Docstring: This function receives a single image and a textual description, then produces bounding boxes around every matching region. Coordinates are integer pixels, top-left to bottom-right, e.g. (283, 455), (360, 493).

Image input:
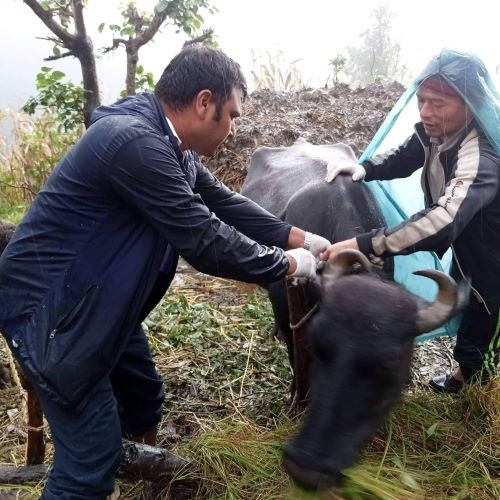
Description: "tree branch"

(23, 0), (76, 46)
(35, 35), (63, 45)
(183, 29), (214, 48)
(72, 0), (86, 36)
(134, 0), (184, 49)
(102, 38), (127, 54)
(44, 51), (76, 61)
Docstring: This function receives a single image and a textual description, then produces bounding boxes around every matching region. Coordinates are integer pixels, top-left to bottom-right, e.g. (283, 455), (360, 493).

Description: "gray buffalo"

(241, 139), (394, 368)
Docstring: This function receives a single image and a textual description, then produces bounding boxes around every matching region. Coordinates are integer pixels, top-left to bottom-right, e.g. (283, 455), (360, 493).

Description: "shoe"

(428, 373), (463, 394)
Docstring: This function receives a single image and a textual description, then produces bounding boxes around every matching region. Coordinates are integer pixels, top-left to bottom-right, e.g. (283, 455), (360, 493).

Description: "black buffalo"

(241, 141), (465, 490)
(282, 250), (465, 489)
(0, 220), (16, 388)
(0, 221), (15, 255)
(241, 139), (393, 367)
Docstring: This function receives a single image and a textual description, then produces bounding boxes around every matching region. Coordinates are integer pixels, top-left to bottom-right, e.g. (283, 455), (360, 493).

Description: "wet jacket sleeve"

(108, 135), (290, 283)
(191, 154), (292, 248)
(357, 136), (499, 258)
(362, 133), (425, 181)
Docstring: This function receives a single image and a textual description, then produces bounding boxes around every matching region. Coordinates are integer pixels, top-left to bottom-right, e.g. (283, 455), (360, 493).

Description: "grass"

(0, 273), (498, 498)
(0, 108), (498, 497)
(140, 276), (500, 499)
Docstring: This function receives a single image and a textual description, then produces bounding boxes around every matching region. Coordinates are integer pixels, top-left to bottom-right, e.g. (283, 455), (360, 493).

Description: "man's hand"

(303, 232), (331, 258)
(320, 238), (359, 261)
(288, 228), (331, 258)
(285, 248), (317, 279)
(325, 160), (366, 182)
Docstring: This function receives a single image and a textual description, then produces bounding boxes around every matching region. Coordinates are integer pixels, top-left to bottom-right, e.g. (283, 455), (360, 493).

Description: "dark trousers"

(454, 297), (500, 382)
(39, 325), (165, 499)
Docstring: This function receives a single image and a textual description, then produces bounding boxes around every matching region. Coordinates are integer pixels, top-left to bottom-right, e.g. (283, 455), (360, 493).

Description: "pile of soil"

(205, 81), (405, 191)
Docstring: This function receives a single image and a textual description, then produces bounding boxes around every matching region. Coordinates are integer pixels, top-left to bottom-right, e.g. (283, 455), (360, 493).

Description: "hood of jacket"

(414, 48), (500, 154)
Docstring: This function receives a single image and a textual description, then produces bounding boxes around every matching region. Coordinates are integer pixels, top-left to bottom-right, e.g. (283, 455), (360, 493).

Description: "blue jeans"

(38, 325), (164, 499)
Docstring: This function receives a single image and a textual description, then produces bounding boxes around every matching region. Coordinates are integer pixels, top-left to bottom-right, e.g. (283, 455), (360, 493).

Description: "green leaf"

(52, 46), (61, 57)
(98, 22), (105, 33)
(155, 0), (170, 14)
(120, 26), (135, 37)
(51, 71), (66, 81)
(400, 471), (419, 490)
(425, 422), (438, 437)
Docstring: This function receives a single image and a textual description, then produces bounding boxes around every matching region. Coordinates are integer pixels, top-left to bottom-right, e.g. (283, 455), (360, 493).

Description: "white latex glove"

(325, 160), (366, 182)
(285, 248), (317, 279)
(304, 232), (331, 258)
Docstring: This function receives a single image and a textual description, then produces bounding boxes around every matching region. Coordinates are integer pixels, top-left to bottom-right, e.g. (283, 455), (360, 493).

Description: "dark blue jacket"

(0, 93), (291, 411)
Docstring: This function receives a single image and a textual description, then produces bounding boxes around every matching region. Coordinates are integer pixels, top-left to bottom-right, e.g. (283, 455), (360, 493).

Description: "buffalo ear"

(322, 249), (372, 290)
(414, 270), (469, 334)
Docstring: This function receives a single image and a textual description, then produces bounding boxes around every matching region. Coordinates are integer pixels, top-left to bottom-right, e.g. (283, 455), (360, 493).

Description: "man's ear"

(194, 89), (213, 119)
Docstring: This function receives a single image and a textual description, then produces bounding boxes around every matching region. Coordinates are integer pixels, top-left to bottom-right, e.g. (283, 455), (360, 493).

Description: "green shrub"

(0, 110), (82, 211)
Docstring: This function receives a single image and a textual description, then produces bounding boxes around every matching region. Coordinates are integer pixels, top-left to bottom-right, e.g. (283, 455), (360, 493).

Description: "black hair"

(155, 44), (247, 120)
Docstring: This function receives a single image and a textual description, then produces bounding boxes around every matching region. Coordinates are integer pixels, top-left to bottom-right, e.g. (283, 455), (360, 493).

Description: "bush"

(0, 110), (82, 213)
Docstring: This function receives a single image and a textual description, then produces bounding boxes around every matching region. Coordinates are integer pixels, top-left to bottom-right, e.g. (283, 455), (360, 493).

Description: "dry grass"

(0, 274), (498, 499)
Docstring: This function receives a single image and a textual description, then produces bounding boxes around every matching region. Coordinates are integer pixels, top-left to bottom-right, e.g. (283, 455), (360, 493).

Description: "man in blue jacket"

(0, 45), (329, 498)
(323, 49), (500, 394)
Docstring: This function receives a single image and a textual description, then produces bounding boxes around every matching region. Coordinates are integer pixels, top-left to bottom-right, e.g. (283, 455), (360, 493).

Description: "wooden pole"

(17, 370), (45, 465)
(286, 277), (316, 412)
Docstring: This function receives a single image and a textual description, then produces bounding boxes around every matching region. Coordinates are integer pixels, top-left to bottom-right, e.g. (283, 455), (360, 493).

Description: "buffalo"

(282, 249), (466, 490)
(0, 220), (16, 387)
(241, 140), (466, 490)
(0, 220), (15, 255)
(241, 139), (394, 368)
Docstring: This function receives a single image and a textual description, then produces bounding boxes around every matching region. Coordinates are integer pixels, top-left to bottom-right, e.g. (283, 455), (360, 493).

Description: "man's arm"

(108, 136), (291, 284)
(192, 155), (292, 248)
(362, 132), (425, 181)
(193, 156), (330, 256)
(324, 136), (499, 260)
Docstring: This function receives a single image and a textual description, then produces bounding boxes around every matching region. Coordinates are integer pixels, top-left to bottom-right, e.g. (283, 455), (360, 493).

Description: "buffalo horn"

(414, 270), (463, 333)
(323, 249), (372, 284)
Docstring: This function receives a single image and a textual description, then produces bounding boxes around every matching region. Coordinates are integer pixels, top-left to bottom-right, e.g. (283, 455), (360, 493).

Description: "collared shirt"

(426, 125), (471, 203)
(165, 115), (182, 147)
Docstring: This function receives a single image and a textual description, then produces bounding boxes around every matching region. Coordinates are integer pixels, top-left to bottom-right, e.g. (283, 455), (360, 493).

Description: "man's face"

(417, 86), (469, 140)
(196, 86), (243, 156)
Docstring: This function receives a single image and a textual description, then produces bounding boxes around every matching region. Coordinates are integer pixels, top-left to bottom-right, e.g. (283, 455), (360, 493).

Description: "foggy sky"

(1, 0), (498, 112)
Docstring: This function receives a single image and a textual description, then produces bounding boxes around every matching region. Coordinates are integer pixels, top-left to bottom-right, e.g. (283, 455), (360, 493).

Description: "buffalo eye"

(355, 358), (384, 379)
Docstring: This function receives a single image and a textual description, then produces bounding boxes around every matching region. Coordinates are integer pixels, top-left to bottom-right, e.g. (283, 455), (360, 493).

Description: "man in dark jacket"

(323, 49), (500, 393)
(0, 45), (329, 498)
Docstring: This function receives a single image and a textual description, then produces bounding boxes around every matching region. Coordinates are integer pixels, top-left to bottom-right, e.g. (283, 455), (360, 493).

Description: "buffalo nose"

(282, 455), (341, 491)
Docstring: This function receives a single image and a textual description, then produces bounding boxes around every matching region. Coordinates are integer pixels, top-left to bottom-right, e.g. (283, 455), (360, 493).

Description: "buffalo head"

(283, 250), (467, 490)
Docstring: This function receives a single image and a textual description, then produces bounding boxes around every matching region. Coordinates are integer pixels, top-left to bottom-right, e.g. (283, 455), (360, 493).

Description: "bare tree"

(23, 0), (99, 127)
